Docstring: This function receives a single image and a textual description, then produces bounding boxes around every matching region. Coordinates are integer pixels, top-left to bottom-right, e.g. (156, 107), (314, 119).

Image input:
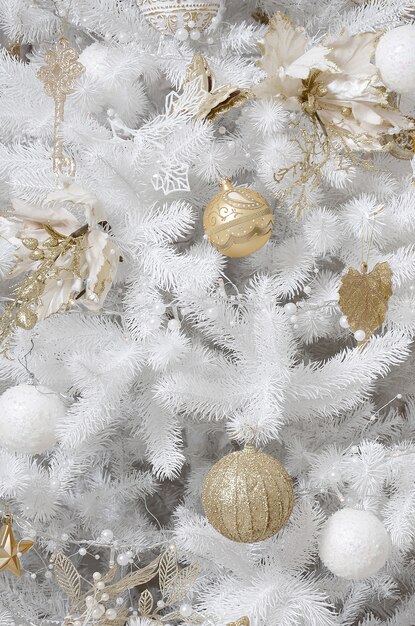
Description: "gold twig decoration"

(274, 117), (373, 218)
(38, 34), (84, 176)
(338, 261), (393, 342)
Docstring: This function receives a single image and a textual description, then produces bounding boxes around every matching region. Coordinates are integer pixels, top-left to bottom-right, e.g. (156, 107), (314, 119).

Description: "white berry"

(339, 315), (349, 329)
(354, 329), (366, 342)
(116, 553), (129, 566)
(179, 603), (192, 618)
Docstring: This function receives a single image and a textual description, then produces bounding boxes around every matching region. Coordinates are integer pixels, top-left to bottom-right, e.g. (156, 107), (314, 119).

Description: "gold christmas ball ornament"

(203, 178), (274, 258)
(202, 444), (294, 543)
(137, 0), (220, 37)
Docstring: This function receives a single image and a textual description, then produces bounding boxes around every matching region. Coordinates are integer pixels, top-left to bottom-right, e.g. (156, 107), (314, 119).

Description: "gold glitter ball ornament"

(137, 0), (220, 36)
(203, 178), (274, 258)
(202, 444), (294, 543)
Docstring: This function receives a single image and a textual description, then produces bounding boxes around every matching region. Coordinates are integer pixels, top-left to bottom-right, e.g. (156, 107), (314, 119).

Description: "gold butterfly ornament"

(184, 53), (253, 121)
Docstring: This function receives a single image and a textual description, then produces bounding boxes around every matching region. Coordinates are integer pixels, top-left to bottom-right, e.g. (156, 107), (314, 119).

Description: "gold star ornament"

(0, 514), (33, 576)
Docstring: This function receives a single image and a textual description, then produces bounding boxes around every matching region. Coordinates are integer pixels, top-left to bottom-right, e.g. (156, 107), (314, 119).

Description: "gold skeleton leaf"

(139, 589), (154, 615)
(338, 262), (393, 340)
(99, 563), (119, 585)
(103, 555), (161, 597)
(54, 552), (81, 600)
(164, 562), (201, 605)
(159, 547), (179, 598)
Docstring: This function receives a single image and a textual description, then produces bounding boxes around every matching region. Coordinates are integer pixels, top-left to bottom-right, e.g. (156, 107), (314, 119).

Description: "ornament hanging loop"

(1, 513), (12, 525)
(219, 177), (233, 191)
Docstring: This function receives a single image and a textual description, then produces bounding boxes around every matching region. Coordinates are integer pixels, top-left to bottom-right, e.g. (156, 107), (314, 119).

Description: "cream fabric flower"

(1, 183), (119, 322)
(255, 13), (411, 149)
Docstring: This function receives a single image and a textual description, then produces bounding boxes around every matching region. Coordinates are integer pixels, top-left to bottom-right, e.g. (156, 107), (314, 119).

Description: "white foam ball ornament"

(375, 25), (415, 95)
(79, 43), (110, 82)
(0, 384), (65, 454)
(319, 508), (391, 580)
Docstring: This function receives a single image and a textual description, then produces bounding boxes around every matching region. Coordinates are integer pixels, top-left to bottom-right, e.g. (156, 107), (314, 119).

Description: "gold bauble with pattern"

(203, 178), (274, 258)
(202, 444), (294, 543)
(137, 0), (220, 36)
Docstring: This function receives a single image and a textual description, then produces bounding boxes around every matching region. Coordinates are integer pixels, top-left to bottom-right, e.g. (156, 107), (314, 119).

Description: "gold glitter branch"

(274, 118), (373, 218)
(38, 34), (84, 176)
(0, 224), (89, 348)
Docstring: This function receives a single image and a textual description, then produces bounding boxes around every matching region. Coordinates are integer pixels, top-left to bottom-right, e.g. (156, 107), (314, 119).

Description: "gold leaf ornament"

(164, 561), (201, 604)
(159, 545), (179, 598)
(338, 262), (393, 340)
(184, 53), (252, 121)
(54, 552), (81, 599)
(139, 588), (154, 615)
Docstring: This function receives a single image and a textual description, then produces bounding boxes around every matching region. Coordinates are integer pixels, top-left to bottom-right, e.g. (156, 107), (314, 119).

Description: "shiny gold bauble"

(202, 444), (294, 543)
(137, 0), (220, 36)
(203, 178), (274, 258)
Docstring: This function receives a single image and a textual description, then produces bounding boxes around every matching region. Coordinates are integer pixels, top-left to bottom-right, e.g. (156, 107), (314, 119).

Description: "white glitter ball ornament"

(137, 0), (220, 36)
(319, 508), (391, 580)
(0, 384), (65, 454)
(375, 25), (415, 95)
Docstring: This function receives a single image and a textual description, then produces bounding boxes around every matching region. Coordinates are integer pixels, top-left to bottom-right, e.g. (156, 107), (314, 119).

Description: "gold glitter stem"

(53, 97), (76, 177)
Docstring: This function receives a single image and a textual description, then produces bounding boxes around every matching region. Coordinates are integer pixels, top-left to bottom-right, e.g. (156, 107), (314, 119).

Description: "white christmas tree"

(1, 1), (415, 625)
